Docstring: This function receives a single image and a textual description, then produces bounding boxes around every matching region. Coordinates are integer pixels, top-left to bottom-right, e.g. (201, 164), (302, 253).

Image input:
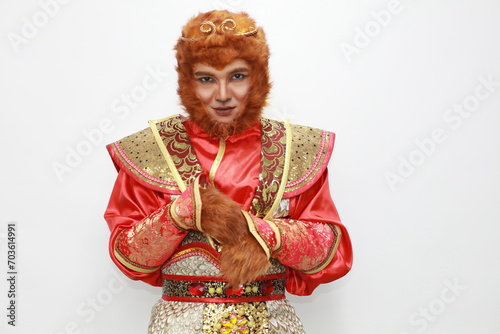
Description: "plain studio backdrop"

(1, 0), (499, 333)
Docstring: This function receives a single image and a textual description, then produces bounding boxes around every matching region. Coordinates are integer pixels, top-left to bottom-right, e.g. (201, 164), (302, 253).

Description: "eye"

(231, 73), (247, 81)
(197, 77), (213, 83)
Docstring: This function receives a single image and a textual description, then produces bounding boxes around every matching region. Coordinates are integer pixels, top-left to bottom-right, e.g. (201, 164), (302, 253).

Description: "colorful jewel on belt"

(217, 312), (252, 334)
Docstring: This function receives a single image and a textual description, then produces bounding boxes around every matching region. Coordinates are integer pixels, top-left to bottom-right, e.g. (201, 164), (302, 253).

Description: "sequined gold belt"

(161, 273), (286, 303)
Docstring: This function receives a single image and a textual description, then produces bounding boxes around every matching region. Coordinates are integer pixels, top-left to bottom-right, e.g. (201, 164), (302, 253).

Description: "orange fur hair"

(199, 186), (271, 286)
(175, 10), (272, 137)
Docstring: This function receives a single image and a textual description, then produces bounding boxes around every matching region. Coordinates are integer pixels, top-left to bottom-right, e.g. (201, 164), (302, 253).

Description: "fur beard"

(187, 104), (261, 138)
(194, 116), (244, 139)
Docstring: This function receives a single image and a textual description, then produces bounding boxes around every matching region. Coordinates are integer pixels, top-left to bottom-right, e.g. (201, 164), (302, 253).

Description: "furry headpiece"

(175, 10), (271, 137)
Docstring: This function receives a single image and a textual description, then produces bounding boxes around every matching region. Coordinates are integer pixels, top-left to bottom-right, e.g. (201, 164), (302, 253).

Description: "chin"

(190, 108), (258, 138)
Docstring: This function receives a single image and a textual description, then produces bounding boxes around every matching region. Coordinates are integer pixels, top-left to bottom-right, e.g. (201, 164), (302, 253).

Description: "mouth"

(212, 106), (236, 116)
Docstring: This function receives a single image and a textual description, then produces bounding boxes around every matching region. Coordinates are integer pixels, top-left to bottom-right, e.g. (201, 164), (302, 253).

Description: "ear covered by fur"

(199, 186), (271, 286)
(175, 10), (272, 137)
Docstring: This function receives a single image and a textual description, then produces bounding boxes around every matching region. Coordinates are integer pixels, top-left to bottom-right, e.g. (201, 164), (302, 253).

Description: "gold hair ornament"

(179, 18), (258, 42)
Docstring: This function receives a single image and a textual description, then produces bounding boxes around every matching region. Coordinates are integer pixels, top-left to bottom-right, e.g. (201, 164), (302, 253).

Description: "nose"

(215, 81), (231, 103)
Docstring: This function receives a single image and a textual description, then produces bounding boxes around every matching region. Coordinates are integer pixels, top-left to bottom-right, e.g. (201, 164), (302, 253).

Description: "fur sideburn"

(199, 186), (271, 286)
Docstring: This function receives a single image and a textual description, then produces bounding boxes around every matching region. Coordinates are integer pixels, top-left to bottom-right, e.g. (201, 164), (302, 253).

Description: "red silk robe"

(104, 115), (352, 296)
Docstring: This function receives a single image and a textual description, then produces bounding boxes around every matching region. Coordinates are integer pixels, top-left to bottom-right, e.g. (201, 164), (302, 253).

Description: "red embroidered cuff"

(267, 219), (342, 274)
(114, 203), (187, 273)
(170, 176), (203, 231)
(244, 212), (281, 259)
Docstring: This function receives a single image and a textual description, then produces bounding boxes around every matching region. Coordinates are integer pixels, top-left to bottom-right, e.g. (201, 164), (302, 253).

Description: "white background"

(1, 0), (500, 333)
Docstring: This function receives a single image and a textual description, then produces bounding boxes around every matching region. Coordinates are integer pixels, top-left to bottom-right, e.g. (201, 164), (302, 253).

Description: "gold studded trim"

(107, 114), (206, 194)
(107, 128), (181, 193)
(284, 124), (335, 197)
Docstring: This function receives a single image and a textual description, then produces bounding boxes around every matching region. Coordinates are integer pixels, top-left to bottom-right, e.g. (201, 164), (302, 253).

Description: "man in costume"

(104, 10), (352, 333)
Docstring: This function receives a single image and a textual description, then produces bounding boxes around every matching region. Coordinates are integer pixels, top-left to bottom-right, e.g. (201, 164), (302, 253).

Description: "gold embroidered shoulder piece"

(250, 118), (334, 217)
(283, 123), (335, 197)
(107, 115), (334, 197)
(107, 115), (192, 193)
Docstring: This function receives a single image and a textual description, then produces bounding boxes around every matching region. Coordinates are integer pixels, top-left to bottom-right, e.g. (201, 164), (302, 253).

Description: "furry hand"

(220, 235), (271, 287)
(199, 186), (248, 244)
(199, 186), (271, 286)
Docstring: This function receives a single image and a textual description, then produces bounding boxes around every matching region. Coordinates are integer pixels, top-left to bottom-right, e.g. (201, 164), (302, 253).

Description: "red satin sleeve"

(285, 169), (353, 296)
(104, 170), (181, 287)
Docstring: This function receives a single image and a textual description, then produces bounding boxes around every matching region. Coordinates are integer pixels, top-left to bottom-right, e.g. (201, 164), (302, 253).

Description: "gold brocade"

(112, 117), (333, 334)
(112, 115), (332, 202)
(115, 205), (179, 272)
(250, 118), (288, 218)
(148, 299), (305, 334)
(150, 232), (305, 334)
(202, 302), (269, 334)
(162, 277), (285, 299)
(110, 129), (180, 191)
(285, 124), (332, 194)
(151, 115), (204, 191)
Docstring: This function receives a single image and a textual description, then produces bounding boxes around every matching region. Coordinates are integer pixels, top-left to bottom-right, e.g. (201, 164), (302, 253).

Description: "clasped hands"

(170, 175), (271, 287)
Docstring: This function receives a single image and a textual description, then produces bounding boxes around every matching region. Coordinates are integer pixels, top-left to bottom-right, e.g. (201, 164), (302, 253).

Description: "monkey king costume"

(104, 10), (352, 334)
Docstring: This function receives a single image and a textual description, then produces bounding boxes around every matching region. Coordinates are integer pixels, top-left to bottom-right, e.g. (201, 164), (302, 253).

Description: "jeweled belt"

(162, 273), (286, 303)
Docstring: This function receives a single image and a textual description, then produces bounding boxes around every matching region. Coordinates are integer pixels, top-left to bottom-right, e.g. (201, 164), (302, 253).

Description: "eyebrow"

(194, 67), (250, 77)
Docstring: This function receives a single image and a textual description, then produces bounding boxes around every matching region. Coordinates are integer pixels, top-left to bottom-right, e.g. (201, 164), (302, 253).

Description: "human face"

(193, 59), (251, 124)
